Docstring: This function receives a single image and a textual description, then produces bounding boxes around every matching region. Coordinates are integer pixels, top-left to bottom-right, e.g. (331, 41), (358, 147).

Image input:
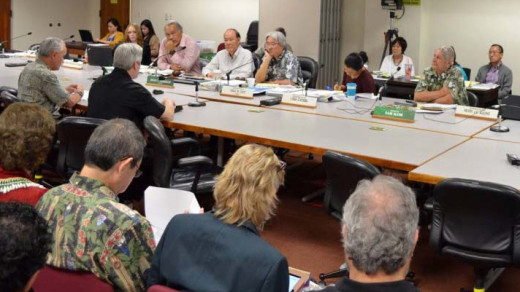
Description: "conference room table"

(408, 138), (520, 190)
(474, 120), (520, 144)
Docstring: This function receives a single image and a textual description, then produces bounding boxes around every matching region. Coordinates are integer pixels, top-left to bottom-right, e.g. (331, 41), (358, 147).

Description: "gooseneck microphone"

(63, 35), (74, 41)
(225, 59), (255, 84)
(380, 66), (401, 102)
(389, 66), (401, 81)
(188, 81), (206, 107)
(0, 31), (33, 45)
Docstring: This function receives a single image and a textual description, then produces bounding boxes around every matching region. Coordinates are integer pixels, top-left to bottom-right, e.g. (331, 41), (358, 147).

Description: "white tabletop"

(409, 138), (520, 190)
(270, 97), (496, 137)
(167, 101), (468, 171)
(474, 119), (520, 143)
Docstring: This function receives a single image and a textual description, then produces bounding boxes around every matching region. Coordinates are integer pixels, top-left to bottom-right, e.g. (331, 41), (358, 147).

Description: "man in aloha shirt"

(37, 119), (155, 292)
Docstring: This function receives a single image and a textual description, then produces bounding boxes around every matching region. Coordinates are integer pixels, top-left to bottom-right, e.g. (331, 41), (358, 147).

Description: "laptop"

(87, 45), (113, 67)
(79, 30), (95, 43)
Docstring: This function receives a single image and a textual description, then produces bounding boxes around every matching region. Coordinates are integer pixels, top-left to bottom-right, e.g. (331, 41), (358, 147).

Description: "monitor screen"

(289, 274), (301, 292)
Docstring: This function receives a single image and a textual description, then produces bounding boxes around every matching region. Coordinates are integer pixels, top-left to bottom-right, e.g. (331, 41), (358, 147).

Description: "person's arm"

(498, 68), (513, 99)
(42, 73), (78, 108)
(202, 53), (220, 77)
(157, 39), (171, 70)
(160, 99), (175, 121)
(474, 66), (486, 83)
(231, 51), (254, 79)
(108, 32), (124, 47)
(255, 52), (272, 83)
(104, 222), (156, 292)
(414, 86), (453, 103)
(171, 37), (200, 72)
(259, 256), (289, 292)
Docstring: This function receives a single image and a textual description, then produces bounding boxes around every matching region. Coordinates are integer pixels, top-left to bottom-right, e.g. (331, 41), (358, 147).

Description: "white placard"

(281, 93), (317, 108)
(144, 186), (200, 242)
(220, 85), (254, 99)
(455, 105), (498, 121)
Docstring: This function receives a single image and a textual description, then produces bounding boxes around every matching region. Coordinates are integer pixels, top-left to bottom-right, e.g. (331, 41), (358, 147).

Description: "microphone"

(0, 32), (33, 45)
(188, 81), (206, 107)
(225, 60), (255, 84)
(389, 66), (401, 81)
(63, 35), (74, 41)
(101, 66), (108, 76)
(380, 67), (401, 102)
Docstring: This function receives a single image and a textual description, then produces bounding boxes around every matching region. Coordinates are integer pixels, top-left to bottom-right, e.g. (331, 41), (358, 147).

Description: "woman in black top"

(140, 19), (160, 65)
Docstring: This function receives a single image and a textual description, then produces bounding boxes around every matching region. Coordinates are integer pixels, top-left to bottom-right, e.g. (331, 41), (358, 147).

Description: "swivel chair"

(430, 178), (520, 292)
(297, 56), (319, 89)
(467, 91), (479, 107)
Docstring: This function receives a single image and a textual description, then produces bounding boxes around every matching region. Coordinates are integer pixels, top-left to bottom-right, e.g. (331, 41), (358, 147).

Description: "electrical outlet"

(164, 13), (168, 21)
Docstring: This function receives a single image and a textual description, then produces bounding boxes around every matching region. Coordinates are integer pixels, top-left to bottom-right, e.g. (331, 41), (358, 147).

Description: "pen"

(326, 86), (333, 91)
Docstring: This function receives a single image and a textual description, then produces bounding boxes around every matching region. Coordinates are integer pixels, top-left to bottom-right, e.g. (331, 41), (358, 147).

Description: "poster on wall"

(403, 0), (420, 5)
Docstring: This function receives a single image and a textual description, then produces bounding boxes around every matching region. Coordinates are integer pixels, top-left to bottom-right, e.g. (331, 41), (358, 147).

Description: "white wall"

(347, 0), (520, 94)
(259, 0), (321, 60)
(131, 0), (259, 51)
(12, 0), (100, 50)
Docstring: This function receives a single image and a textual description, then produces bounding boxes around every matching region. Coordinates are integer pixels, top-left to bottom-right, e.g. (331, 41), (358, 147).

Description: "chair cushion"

(442, 245), (512, 268)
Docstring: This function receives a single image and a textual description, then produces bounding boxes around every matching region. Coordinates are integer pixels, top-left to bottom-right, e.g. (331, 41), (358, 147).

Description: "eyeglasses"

(279, 160), (287, 171)
(134, 169), (143, 179)
(489, 51), (501, 55)
(265, 42), (279, 48)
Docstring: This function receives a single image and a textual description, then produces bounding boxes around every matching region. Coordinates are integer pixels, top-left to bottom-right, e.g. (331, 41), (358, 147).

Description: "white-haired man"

(414, 46), (468, 105)
(319, 175), (420, 292)
(255, 31), (302, 85)
(18, 37), (83, 117)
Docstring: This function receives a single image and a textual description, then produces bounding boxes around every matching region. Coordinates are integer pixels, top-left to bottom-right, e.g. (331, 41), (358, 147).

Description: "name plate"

(281, 94), (317, 108)
(220, 86), (254, 99)
(455, 106), (498, 121)
(62, 61), (84, 70)
(372, 105), (415, 123)
(146, 75), (175, 88)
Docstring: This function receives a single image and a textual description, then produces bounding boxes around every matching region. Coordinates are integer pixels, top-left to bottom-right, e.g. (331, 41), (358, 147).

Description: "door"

(0, 0), (11, 51)
(99, 0), (129, 38)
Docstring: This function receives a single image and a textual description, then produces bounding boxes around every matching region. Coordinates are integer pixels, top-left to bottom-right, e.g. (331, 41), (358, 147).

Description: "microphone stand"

(188, 81), (206, 107)
(224, 60), (254, 86)
(490, 104), (510, 132)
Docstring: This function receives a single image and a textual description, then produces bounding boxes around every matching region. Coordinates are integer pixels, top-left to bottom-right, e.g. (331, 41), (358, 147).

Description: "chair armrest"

(177, 155), (213, 168)
(170, 137), (199, 148)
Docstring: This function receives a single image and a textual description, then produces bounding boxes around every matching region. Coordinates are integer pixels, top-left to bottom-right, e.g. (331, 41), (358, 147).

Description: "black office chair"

(199, 58), (210, 70)
(319, 151), (380, 281)
(241, 20), (258, 52)
(463, 67), (471, 80)
(467, 91), (479, 107)
(297, 56), (319, 89)
(0, 91), (21, 113)
(252, 53), (261, 76)
(143, 116), (218, 195)
(56, 117), (106, 178)
(28, 43), (40, 51)
(0, 86), (18, 96)
(430, 178), (520, 292)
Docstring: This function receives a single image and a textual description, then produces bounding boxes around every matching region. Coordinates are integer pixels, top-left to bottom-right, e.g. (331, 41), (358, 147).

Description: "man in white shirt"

(203, 29), (254, 79)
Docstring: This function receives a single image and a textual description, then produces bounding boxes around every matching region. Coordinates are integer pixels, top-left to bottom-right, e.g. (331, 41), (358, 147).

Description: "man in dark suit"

(146, 144), (288, 292)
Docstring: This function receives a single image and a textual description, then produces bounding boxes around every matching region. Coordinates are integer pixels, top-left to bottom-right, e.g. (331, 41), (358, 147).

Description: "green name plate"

(372, 105), (415, 123)
(146, 75), (175, 88)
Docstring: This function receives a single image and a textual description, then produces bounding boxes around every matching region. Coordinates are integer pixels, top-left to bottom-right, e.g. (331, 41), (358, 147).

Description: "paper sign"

(372, 105), (415, 123)
(220, 86), (254, 99)
(455, 106), (498, 121)
(146, 75), (175, 88)
(281, 93), (317, 108)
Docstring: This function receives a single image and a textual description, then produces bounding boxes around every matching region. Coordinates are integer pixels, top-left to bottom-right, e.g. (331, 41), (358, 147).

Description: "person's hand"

(65, 84), (78, 93)
(183, 207), (204, 214)
(76, 85), (84, 93)
(162, 98), (175, 107)
(206, 72), (214, 78)
(440, 86), (450, 95)
(171, 64), (184, 72)
(165, 40), (176, 53)
(334, 83), (345, 91)
(94, 38), (100, 42)
(263, 51), (273, 63)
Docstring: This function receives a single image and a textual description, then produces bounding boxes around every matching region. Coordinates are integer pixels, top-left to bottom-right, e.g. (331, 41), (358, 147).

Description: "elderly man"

(319, 175), (419, 292)
(157, 21), (201, 75)
(18, 37), (83, 117)
(255, 31), (302, 85)
(37, 119), (156, 292)
(202, 28), (253, 79)
(88, 43), (174, 129)
(414, 46), (468, 105)
(0, 202), (51, 292)
(475, 44), (513, 100)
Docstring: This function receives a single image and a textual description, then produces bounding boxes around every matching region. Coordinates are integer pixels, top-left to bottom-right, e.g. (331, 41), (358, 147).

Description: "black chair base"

(459, 267), (505, 292)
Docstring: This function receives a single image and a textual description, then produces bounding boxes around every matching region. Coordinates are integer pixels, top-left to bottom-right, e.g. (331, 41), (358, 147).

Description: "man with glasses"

(255, 31), (302, 85)
(475, 44), (512, 100)
(18, 37), (83, 118)
(37, 118), (155, 292)
(88, 43), (175, 130)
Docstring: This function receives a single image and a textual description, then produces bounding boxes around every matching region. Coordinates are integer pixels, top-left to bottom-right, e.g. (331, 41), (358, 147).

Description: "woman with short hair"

(0, 103), (55, 205)
(147, 144), (289, 292)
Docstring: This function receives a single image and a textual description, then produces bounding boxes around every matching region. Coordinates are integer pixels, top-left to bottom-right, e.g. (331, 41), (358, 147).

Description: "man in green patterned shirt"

(414, 46), (469, 105)
(18, 37), (83, 117)
(37, 119), (155, 292)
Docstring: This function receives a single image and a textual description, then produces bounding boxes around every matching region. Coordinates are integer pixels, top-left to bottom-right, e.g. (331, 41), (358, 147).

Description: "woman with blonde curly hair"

(124, 23), (143, 47)
(147, 144), (289, 292)
(0, 103), (55, 205)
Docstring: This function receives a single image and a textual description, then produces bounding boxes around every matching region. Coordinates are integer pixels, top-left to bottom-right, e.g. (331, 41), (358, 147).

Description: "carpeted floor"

(260, 153), (520, 292)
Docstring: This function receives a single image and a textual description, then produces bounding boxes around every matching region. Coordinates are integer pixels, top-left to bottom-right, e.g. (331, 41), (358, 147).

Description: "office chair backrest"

(430, 178), (520, 264)
(298, 56), (319, 89)
(1, 90), (21, 108)
(32, 266), (114, 292)
(0, 85), (18, 96)
(246, 20), (259, 51)
(252, 53), (261, 76)
(56, 117), (105, 178)
(322, 151), (381, 220)
(466, 91), (479, 107)
(143, 116), (174, 188)
(463, 67), (471, 80)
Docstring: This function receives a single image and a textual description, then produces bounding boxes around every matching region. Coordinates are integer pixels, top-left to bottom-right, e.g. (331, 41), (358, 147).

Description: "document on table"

(144, 186), (200, 242)
(468, 83), (499, 90)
